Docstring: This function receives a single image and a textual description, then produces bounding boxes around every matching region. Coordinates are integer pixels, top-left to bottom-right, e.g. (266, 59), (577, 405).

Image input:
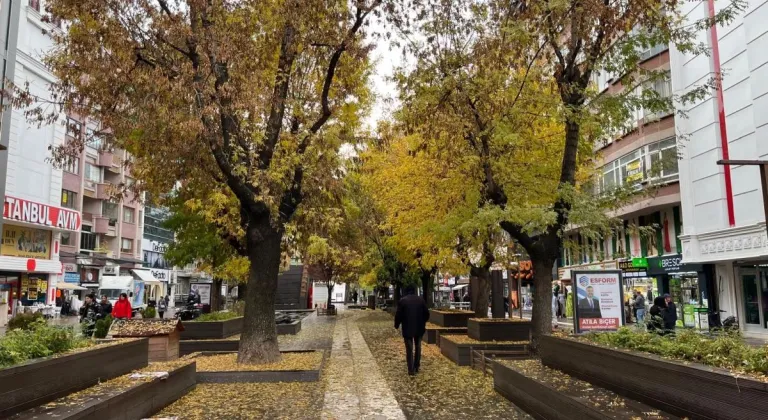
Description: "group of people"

(627, 289), (678, 333)
(648, 294), (678, 334)
(79, 293), (133, 337)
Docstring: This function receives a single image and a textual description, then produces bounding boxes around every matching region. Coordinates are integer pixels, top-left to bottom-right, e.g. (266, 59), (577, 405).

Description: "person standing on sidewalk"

(158, 296), (167, 319)
(394, 285), (429, 376)
(634, 291), (646, 323)
(112, 293), (132, 319)
(664, 293), (677, 332)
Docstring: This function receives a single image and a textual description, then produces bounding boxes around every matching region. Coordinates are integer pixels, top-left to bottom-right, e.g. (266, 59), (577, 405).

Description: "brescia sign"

(3, 196), (82, 231)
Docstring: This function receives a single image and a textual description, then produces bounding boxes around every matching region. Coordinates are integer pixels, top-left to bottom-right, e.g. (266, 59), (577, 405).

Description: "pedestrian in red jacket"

(113, 293), (132, 319)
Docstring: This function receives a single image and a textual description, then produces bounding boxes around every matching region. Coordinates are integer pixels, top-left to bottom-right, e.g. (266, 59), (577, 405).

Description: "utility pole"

(0, 0), (22, 234)
(717, 160), (768, 236)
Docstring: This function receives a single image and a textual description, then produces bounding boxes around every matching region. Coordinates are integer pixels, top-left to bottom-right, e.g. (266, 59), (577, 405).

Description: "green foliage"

(195, 311), (241, 322)
(93, 315), (114, 339)
(7, 312), (45, 331)
(583, 327), (768, 375)
(141, 307), (157, 319)
(0, 319), (88, 368)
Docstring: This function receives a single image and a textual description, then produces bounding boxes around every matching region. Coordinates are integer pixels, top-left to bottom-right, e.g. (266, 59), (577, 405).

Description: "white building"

(671, 0), (768, 337)
(0, 2), (81, 318)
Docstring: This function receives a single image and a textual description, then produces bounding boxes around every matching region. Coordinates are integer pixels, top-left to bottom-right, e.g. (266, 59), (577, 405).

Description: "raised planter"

(540, 335), (768, 420)
(492, 359), (673, 420)
(439, 335), (528, 366)
(429, 309), (474, 327)
(275, 320), (302, 335)
(194, 351), (325, 383)
(180, 317), (243, 340)
(424, 325), (467, 345)
(0, 339), (149, 417)
(467, 318), (531, 341)
(180, 339), (239, 356)
(317, 307), (337, 316)
(12, 361), (196, 419)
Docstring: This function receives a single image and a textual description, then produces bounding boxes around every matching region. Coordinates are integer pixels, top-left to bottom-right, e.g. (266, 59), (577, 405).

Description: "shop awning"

(131, 269), (161, 286)
(56, 283), (87, 290)
(452, 284), (469, 291)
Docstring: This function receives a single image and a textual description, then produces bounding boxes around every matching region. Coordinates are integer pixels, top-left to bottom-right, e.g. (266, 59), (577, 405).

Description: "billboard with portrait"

(572, 270), (624, 333)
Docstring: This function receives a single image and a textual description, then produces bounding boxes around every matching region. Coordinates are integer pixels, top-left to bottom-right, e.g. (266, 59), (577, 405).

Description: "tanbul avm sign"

(571, 270), (625, 334)
(3, 196), (81, 231)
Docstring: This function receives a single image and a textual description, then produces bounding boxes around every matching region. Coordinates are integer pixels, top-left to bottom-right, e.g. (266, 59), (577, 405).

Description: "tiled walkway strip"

(322, 312), (406, 420)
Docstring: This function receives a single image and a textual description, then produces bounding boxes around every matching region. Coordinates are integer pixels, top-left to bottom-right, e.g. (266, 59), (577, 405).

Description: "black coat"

(394, 294), (430, 338)
(665, 302), (678, 329)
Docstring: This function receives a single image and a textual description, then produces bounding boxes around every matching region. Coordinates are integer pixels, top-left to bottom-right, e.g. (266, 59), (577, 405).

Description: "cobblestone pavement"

(322, 310), (406, 420)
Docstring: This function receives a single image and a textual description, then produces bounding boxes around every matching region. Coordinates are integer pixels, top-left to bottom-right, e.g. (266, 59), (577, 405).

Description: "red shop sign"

(3, 196), (82, 232)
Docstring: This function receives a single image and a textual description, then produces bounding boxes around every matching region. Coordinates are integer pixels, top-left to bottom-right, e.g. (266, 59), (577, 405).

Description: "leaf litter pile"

(24, 360), (194, 417)
(498, 360), (675, 419)
(425, 322), (465, 330)
(441, 334), (529, 345)
(159, 382), (325, 420)
(357, 311), (530, 419)
(194, 351), (323, 371)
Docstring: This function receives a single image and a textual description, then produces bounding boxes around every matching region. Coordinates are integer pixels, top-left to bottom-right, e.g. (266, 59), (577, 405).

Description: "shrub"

(195, 311), (239, 322)
(7, 312), (45, 331)
(93, 315), (114, 339)
(582, 327), (768, 375)
(141, 307), (157, 319)
(0, 319), (88, 368)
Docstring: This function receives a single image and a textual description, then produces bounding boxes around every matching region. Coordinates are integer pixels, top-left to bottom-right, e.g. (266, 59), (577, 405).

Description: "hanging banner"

(3, 196), (82, 231)
(1, 225), (52, 259)
(191, 283), (211, 305)
(572, 270), (625, 333)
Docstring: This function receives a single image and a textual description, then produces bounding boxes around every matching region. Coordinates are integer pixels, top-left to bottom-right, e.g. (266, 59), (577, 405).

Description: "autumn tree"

(20, 0), (386, 363)
(385, 0), (745, 345)
(163, 191), (250, 310)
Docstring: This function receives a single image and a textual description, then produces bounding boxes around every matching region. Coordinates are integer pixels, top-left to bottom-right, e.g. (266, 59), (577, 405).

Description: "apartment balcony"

(97, 149), (114, 167)
(121, 221), (137, 240)
(96, 182), (114, 200)
(107, 153), (123, 174)
(93, 215), (118, 237)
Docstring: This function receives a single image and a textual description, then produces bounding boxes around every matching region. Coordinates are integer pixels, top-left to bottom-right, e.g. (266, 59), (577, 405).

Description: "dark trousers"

(159, 311), (164, 319)
(404, 335), (422, 374)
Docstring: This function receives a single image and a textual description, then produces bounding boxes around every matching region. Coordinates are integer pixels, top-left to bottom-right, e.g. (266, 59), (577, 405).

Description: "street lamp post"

(716, 160), (768, 234)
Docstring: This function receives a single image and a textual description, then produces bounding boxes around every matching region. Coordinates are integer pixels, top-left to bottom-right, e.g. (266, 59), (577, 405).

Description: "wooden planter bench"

(0, 339), (149, 417)
(275, 320), (302, 335)
(439, 335), (529, 366)
(424, 324), (467, 345)
(467, 318), (532, 341)
(492, 359), (675, 420)
(194, 351), (325, 383)
(540, 335), (768, 420)
(180, 317), (243, 340)
(12, 361), (196, 419)
(429, 309), (474, 327)
(317, 307), (337, 316)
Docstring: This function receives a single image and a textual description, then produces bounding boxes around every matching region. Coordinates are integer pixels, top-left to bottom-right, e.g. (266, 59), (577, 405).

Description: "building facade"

(0, 1), (84, 321)
(671, 0), (768, 338)
(143, 205), (177, 304)
(556, 32), (716, 329)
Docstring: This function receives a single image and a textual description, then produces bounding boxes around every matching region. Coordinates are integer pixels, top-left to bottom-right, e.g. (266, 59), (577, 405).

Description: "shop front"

(734, 262), (768, 336)
(646, 254), (709, 329)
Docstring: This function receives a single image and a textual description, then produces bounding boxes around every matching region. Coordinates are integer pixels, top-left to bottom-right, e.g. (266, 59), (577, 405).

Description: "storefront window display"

(647, 254), (709, 330)
(738, 265), (768, 332)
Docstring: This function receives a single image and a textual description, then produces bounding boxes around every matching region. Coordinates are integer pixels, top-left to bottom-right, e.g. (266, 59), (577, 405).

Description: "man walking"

(394, 285), (430, 376)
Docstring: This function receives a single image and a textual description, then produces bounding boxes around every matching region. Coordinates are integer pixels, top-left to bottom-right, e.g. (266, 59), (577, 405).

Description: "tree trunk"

(393, 284), (401, 302)
(469, 265), (490, 318)
(421, 270), (434, 308)
(327, 283), (334, 308)
(237, 218), (283, 364)
(530, 254), (556, 352)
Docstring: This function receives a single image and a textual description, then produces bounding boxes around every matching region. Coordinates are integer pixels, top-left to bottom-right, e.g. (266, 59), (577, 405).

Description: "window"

(84, 163), (101, 183)
(61, 231), (73, 246)
(598, 137), (679, 193)
(81, 226), (96, 251)
(61, 190), (77, 209)
(103, 202), (119, 225)
(121, 238), (133, 253)
(86, 126), (103, 150)
(123, 207), (134, 223)
(63, 156), (79, 174)
(66, 118), (82, 138)
(29, 0), (40, 12)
